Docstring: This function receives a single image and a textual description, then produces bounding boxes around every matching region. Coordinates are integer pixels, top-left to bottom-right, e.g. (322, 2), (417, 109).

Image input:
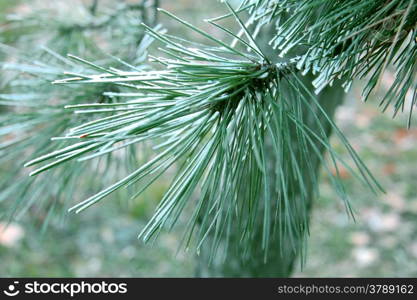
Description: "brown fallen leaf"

(382, 163), (396, 176)
(330, 165), (351, 179)
(0, 222), (25, 247)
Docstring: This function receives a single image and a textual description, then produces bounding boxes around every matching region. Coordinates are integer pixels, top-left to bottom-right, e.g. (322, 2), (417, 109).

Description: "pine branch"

(2, 1), (148, 57)
(245, 0), (417, 125)
(0, 0), (154, 224)
(23, 9), (382, 259)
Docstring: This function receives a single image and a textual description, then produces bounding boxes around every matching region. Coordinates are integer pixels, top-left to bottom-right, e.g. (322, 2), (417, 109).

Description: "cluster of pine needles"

(245, 0), (417, 125)
(23, 6), (382, 260)
(2, 0), (416, 262)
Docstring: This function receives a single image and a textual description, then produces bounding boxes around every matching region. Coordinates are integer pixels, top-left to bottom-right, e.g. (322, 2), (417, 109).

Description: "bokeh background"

(0, 0), (416, 277)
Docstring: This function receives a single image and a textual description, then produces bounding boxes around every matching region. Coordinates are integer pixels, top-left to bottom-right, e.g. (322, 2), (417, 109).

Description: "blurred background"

(0, 0), (416, 277)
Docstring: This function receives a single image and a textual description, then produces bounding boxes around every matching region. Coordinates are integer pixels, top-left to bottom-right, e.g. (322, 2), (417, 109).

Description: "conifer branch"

(22, 10), (382, 258)
(244, 0), (417, 125)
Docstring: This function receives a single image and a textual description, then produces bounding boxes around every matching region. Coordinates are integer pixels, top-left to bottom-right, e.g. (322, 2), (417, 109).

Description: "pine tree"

(1, 0), (416, 277)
